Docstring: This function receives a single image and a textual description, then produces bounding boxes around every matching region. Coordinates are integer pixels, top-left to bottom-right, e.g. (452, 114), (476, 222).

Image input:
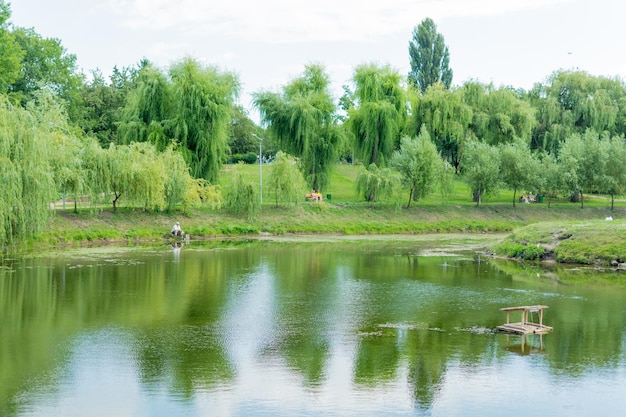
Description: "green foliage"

(355, 163), (400, 204)
(390, 127), (441, 207)
(558, 130), (606, 208)
(81, 64), (142, 147)
(253, 64), (340, 191)
(0, 3), (24, 93)
(349, 63), (406, 167)
(8, 27), (83, 122)
(499, 140), (541, 206)
(230, 152), (258, 164)
(117, 58), (239, 183)
(462, 140), (501, 205)
(602, 135), (626, 209)
(0, 95), (55, 246)
(494, 241), (545, 260)
(436, 160), (455, 204)
(161, 145), (197, 211)
(269, 151), (307, 207)
(225, 166), (260, 219)
(228, 105), (261, 155)
(410, 84), (471, 171)
(408, 17), (453, 93)
(529, 70), (626, 153)
(462, 82), (536, 146)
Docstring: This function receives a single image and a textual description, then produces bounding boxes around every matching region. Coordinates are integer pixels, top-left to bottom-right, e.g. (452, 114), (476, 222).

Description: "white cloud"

(102, 0), (572, 42)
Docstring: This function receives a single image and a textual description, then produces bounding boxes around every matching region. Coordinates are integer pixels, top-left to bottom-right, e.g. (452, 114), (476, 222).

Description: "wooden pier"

(497, 305), (553, 335)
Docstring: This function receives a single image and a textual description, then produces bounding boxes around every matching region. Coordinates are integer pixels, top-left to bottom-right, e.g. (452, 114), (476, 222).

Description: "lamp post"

(252, 134), (263, 204)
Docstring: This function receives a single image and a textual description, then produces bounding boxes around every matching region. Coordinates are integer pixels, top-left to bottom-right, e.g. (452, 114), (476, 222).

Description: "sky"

(8, 0), (626, 123)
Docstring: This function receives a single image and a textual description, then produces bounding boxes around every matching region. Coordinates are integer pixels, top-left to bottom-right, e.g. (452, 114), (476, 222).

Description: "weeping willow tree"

(253, 64), (340, 192)
(82, 141), (166, 212)
(528, 70), (626, 154)
(225, 164), (259, 219)
(268, 151), (307, 207)
(170, 58), (239, 183)
(411, 83), (472, 171)
(117, 64), (173, 149)
(461, 81), (536, 147)
(117, 58), (239, 183)
(28, 90), (86, 212)
(0, 95), (54, 247)
(355, 163), (400, 205)
(349, 63), (406, 167)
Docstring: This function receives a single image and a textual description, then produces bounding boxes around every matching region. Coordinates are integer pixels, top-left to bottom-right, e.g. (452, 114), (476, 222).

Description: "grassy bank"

(15, 164), (626, 264)
(494, 220), (626, 266)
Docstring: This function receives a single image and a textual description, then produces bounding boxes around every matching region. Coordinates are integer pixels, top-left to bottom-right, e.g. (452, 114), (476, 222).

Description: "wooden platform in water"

(497, 305), (553, 335)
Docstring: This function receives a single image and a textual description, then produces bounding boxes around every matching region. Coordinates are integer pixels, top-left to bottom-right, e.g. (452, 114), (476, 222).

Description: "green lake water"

(1, 235), (625, 416)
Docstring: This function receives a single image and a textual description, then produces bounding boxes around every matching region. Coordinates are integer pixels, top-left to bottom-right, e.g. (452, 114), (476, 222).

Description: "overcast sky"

(8, 0), (626, 122)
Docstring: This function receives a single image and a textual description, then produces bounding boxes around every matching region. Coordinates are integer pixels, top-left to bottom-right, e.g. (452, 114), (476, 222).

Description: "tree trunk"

(112, 192), (121, 212)
(512, 188), (517, 208)
(580, 189), (584, 209)
(473, 189), (482, 205)
(611, 194), (615, 211)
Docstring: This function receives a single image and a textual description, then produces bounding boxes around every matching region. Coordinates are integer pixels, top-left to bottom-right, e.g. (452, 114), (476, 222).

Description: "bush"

(495, 241), (545, 260)
(231, 152), (259, 164)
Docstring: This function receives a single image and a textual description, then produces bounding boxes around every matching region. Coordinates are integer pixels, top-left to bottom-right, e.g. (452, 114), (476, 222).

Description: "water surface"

(1, 236), (625, 416)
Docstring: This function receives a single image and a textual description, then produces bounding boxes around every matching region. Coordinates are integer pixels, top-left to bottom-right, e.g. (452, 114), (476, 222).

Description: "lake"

(1, 235), (625, 416)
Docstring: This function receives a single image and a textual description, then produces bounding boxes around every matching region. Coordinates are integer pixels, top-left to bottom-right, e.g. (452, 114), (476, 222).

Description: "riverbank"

(18, 202), (624, 264)
(494, 219), (626, 266)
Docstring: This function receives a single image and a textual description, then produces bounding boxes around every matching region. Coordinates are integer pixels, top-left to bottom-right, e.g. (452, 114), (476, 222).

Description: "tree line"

(2, 4), (626, 246)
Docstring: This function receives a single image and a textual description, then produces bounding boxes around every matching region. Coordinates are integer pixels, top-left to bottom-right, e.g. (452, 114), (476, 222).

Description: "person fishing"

(171, 221), (184, 237)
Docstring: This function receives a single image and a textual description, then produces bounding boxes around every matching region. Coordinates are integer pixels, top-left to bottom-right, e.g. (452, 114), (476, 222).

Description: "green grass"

(13, 163), (626, 263)
(495, 220), (626, 265)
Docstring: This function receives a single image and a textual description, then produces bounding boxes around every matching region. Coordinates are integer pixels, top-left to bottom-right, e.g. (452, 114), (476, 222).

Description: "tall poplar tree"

(408, 18), (453, 93)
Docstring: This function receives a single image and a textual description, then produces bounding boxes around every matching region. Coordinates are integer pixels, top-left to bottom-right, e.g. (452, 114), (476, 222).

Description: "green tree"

(118, 63), (173, 148)
(529, 70), (626, 153)
(499, 140), (540, 207)
(349, 63), (406, 167)
(558, 130), (606, 208)
(8, 26), (83, 121)
(390, 127), (441, 208)
(602, 135), (626, 210)
(118, 58), (239, 183)
(0, 1), (24, 93)
(462, 82), (536, 146)
(0, 95), (54, 247)
(225, 165), (259, 219)
(228, 106), (261, 156)
(537, 152), (561, 207)
(160, 145), (198, 212)
(462, 140), (501, 206)
(355, 163), (400, 204)
(170, 58), (239, 182)
(410, 83), (472, 171)
(269, 151), (307, 207)
(408, 17), (453, 93)
(436, 159), (455, 204)
(79, 63), (143, 147)
(30, 91), (86, 212)
(254, 64), (340, 191)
